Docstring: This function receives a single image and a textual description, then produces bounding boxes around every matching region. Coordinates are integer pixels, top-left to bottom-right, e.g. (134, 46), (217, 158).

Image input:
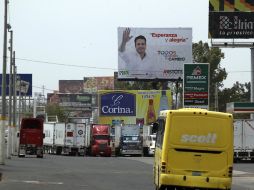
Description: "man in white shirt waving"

(118, 28), (157, 79)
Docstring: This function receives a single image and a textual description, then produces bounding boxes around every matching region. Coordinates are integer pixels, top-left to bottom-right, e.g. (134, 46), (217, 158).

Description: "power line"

(15, 57), (116, 71)
(15, 57), (253, 74)
(32, 85), (56, 92)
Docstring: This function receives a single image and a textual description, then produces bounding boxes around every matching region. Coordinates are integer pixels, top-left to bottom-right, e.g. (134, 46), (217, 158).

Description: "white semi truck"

(233, 119), (254, 162)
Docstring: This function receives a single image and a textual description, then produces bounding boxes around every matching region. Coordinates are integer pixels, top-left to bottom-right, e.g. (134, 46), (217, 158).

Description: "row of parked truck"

(43, 120), (112, 156)
(17, 117), (156, 158)
(16, 116), (254, 161)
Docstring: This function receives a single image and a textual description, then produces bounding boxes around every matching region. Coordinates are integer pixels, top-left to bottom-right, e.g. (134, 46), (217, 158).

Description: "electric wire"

(15, 57), (252, 74)
(15, 57), (116, 71)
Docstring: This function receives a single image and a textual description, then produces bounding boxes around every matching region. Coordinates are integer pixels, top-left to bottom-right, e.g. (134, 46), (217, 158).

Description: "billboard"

(47, 93), (93, 117)
(118, 27), (192, 80)
(100, 91), (136, 117)
(0, 74), (32, 96)
(183, 63), (209, 109)
(83, 77), (114, 93)
(98, 90), (172, 125)
(59, 80), (83, 93)
(209, 0), (254, 39)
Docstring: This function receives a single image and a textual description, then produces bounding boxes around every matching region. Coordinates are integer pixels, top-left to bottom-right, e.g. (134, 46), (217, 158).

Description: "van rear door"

(167, 114), (233, 176)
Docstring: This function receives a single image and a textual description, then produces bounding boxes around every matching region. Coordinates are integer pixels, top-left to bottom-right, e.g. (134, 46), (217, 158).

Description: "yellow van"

(153, 108), (233, 190)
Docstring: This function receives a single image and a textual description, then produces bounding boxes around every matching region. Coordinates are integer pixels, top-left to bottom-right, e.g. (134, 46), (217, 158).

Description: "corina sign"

(100, 92), (136, 116)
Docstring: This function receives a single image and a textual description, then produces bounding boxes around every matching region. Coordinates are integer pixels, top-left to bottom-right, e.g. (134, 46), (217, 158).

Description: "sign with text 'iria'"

(209, 0), (254, 39)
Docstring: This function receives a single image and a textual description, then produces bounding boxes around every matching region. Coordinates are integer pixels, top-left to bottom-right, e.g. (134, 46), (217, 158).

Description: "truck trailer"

(43, 121), (86, 156)
(233, 119), (254, 162)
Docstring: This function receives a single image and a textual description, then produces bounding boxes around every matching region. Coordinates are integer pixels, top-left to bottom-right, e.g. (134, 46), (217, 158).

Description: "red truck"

(85, 124), (111, 157)
(18, 118), (44, 158)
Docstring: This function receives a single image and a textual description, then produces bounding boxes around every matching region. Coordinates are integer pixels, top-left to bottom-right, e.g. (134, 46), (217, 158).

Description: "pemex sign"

(183, 63), (209, 109)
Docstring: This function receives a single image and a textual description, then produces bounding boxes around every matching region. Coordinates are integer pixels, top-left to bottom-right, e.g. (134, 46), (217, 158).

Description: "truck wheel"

(37, 154), (43, 158)
(143, 147), (148, 157)
(56, 147), (62, 155)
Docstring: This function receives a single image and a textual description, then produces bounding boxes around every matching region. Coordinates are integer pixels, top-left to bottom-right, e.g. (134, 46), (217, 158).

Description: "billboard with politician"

(118, 27), (192, 80)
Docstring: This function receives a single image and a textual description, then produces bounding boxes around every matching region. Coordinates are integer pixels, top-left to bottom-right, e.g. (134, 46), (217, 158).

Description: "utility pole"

(0, 0), (8, 165)
(18, 76), (22, 132)
(214, 83), (219, 111)
(251, 48), (254, 119)
(12, 56), (17, 155)
(7, 28), (13, 159)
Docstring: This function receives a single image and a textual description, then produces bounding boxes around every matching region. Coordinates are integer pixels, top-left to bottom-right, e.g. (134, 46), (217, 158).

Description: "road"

(0, 155), (253, 190)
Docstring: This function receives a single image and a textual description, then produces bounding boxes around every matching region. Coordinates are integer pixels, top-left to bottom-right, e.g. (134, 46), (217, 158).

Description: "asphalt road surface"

(0, 155), (253, 190)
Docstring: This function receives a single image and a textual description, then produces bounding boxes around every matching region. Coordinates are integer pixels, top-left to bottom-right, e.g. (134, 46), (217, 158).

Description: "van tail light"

(161, 161), (166, 173)
(228, 166), (233, 177)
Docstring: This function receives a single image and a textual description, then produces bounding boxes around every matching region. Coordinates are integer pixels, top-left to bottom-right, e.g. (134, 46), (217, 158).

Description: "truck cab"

(120, 134), (143, 156)
(114, 124), (143, 156)
(89, 124), (112, 157)
(18, 118), (44, 158)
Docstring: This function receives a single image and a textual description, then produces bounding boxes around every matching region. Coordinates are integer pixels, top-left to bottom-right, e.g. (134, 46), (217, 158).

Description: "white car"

(148, 134), (156, 156)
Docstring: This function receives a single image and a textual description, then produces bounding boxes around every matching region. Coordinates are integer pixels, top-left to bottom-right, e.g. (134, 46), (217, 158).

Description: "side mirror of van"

(17, 132), (20, 138)
(43, 133), (45, 138)
(152, 122), (159, 133)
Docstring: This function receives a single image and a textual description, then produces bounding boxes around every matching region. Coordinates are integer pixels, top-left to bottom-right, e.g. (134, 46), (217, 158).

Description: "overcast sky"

(0, 0), (253, 96)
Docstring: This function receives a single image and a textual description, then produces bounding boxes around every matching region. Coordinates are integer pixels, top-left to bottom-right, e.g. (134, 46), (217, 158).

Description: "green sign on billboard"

(183, 63), (209, 109)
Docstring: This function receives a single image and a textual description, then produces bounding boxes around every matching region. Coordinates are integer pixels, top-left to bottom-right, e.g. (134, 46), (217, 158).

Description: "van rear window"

(169, 116), (230, 148)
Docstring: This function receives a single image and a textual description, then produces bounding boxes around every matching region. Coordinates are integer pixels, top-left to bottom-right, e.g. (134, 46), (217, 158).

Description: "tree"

(219, 82), (250, 118)
(46, 103), (66, 122)
(193, 41), (227, 110)
(114, 80), (167, 90)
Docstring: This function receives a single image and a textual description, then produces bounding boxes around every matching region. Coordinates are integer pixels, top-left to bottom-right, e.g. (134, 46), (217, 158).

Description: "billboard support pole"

(251, 48), (254, 119)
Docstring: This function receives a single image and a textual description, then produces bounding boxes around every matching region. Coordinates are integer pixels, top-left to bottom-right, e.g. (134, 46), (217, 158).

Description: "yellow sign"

(209, 0), (254, 12)
(98, 90), (172, 125)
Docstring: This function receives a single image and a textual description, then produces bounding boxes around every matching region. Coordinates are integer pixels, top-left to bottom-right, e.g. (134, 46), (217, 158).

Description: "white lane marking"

(234, 170), (249, 175)
(9, 180), (63, 185)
